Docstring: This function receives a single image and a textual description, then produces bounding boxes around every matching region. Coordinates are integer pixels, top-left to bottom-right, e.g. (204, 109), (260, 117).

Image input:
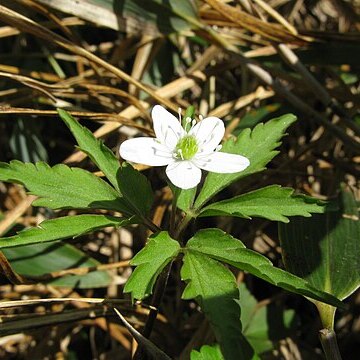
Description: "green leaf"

(194, 114), (297, 210)
(279, 185), (360, 302)
(190, 344), (224, 360)
(58, 110), (153, 216)
(237, 283), (296, 354)
(124, 232), (180, 300)
(233, 104), (281, 135)
(131, 0), (198, 34)
(142, 40), (177, 88)
(9, 118), (48, 163)
(36, 0), (198, 34)
(199, 185), (325, 223)
(181, 251), (257, 360)
(58, 109), (121, 193)
(117, 162), (153, 216)
(2, 242), (111, 288)
(0, 160), (128, 212)
(169, 183), (196, 213)
(177, 188), (197, 212)
(186, 229), (343, 308)
(0, 214), (133, 248)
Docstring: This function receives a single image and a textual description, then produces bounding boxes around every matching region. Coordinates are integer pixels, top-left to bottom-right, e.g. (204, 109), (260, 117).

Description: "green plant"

(0, 108), (343, 359)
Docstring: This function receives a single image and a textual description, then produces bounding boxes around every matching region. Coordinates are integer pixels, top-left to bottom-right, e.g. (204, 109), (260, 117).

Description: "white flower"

(119, 105), (250, 189)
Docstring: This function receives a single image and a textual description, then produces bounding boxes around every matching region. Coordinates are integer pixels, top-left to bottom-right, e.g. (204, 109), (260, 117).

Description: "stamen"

(199, 114), (204, 121)
(184, 117), (192, 132)
(215, 145), (222, 151)
(177, 149), (184, 160)
(178, 107), (182, 123)
(174, 135), (198, 160)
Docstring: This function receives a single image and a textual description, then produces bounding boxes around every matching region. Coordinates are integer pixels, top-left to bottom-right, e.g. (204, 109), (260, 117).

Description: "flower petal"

(166, 161), (202, 189)
(151, 105), (184, 149)
(189, 116), (224, 152)
(120, 137), (173, 166)
(194, 152), (250, 173)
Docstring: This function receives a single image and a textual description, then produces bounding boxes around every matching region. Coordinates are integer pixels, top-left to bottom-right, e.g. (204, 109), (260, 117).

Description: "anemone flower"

(119, 105), (250, 189)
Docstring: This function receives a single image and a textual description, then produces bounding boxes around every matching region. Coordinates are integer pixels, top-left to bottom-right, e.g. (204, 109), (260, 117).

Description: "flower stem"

(142, 216), (161, 234)
(173, 213), (193, 242)
(169, 195), (177, 238)
(133, 262), (172, 359)
(134, 195), (193, 358)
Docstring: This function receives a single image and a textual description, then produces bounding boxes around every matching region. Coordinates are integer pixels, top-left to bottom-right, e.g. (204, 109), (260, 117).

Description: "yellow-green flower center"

(175, 135), (198, 160)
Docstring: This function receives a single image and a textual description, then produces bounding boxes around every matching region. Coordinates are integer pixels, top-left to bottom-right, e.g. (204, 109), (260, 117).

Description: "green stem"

(316, 303), (342, 360)
(133, 194), (190, 358)
(173, 213), (194, 242)
(319, 329), (342, 360)
(318, 303), (336, 329)
(142, 216), (161, 234)
(169, 194), (177, 238)
(136, 209), (192, 347)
